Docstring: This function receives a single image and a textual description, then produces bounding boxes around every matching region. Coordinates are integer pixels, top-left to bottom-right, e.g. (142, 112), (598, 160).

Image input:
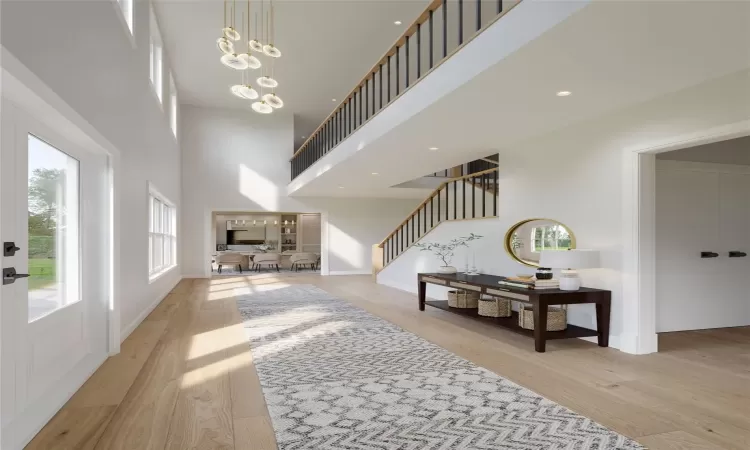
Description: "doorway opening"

(210, 212), (322, 276)
(654, 135), (750, 350)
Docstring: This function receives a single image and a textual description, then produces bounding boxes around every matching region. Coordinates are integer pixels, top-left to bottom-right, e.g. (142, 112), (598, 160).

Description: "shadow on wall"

(239, 164), (279, 211)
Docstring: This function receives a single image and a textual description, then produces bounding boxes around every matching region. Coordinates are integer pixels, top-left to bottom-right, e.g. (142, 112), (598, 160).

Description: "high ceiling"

(153, 0), (428, 149)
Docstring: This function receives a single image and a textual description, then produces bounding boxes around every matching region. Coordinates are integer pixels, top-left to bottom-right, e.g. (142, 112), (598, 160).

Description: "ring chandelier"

(219, 0), (283, 113)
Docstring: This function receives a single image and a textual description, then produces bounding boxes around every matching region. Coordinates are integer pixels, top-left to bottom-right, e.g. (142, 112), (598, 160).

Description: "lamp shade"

(539, 250), (600, 269)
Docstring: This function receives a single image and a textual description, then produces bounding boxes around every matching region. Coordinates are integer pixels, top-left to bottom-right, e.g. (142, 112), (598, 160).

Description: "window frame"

(148, 184), (177, 282)
(149, 5), (164, 105)
(169, 74), (178, 138)
(115, 0), (135, 39)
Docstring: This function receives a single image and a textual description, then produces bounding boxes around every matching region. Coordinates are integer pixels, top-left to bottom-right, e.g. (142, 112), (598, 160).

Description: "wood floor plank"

(165, 375), (234, 450)
(68, 319), (168, 409)
(598, 379), (750, 450)
(639, 430), (728, 450)
(25, 405), (116, 450)
(165, 290), (235, 450)
(94, 288), (200, 450)
(226, 305), (268, 420)
(233, 417), (277, 450)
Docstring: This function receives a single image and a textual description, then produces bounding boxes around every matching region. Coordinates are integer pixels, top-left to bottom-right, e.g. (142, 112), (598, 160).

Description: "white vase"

(437, 265), (457, 274)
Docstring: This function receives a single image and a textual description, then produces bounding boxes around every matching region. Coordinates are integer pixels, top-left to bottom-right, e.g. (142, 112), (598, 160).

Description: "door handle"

(3, 242), (20, 257)
(729, 251), (747, 258)
(700, 252), (719, 258)
(2, 267), (30, 285)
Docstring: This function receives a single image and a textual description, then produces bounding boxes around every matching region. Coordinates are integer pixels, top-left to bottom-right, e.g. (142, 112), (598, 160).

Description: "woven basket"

(447, 290), (479, 309)
(478, 297), (511, 318)
(518, 304), (567, 331)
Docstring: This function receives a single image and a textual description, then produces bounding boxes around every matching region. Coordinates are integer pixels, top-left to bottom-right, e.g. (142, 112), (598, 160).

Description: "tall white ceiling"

(153, 0), (428, 149)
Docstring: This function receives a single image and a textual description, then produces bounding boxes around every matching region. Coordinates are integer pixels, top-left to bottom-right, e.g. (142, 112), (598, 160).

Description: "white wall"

(655, 160), (750, 332)
(379, 69), (750, 352)
(378, 218), (503, 296)
(180, 106), (420, 276)
(1, 0), (182, 340)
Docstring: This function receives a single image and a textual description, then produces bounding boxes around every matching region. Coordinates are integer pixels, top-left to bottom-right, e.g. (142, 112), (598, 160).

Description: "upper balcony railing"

(290, 0), (521, 180)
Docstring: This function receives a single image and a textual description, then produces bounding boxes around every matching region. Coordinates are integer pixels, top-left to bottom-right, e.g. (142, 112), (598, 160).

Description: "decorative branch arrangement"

(414, 233), (483, 268)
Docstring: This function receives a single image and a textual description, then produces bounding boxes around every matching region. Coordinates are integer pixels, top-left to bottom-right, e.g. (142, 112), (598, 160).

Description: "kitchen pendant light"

(240, 53), (262, 70)
(223, 0), (240, 40)
(239, 84), (259, 99)
(262, 1), (281, 58)
(249, 39), (263, 52)
(223, 27), (241, 41)
(217, 37), (234, 54)
(251, 101), (273, 114)
(257, 76), (278, 88)
(262, 93), (283, 109)
(221, 0), (241, 41)
(237, 2), (262, 71)
(263, 44), (281, 58)
(231, 84), (247, 99)
(221, 53), (249, 70)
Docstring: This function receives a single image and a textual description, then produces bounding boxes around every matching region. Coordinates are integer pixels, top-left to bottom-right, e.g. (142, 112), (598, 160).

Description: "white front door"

(0, 101), (110, 449)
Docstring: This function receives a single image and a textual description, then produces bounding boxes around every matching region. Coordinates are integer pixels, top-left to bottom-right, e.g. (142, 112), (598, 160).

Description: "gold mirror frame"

(503, 218), (577, 267)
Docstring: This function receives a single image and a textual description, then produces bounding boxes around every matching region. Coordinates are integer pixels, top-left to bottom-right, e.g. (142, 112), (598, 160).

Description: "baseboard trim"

(120, 275), (183, 343)
(328, 270), (372, 276)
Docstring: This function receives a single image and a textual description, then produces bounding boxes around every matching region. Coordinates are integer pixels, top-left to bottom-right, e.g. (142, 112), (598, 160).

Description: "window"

(169, 74), (178, 137)
(149, 187), (176, 279)
(149, 6), (163, 103)
(28, 135), (80, 321)
(117, 0), (134, 35)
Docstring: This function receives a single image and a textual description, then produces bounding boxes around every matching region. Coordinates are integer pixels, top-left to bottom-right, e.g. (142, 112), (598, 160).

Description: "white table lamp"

(539, 250), (600, 291)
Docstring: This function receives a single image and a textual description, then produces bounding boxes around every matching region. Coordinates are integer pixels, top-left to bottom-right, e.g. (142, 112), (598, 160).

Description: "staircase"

(372, 166), (499, 274)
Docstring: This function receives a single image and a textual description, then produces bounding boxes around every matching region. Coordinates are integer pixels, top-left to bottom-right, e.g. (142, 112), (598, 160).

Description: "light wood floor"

(27, 275), (750, 450)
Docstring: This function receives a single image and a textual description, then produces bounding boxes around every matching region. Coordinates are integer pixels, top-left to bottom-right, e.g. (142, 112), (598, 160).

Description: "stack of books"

(498, 277), (560, 290)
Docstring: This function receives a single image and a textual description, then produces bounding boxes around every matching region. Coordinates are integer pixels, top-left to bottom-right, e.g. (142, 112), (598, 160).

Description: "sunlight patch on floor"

(208, 289), (250, 301)
(186, 324), (243, 362)
(209, 280), (252, 291)
(250, 320), (352, 361)
(179, 352), (250, 389)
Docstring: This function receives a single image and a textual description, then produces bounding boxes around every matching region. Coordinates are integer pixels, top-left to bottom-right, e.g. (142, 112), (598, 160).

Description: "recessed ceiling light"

(556, 91), (572, 97)
(301, 135), (306, 138)
(338, 186), (344, 189)
(429, 147), (439, 151)
(394, 21), (402, 25)
(371, 172), (379, 175)
(332, 98), (337, 102)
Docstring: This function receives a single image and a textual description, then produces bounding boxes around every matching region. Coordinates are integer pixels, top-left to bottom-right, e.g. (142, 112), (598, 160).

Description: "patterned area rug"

(236, 285), (644, 450)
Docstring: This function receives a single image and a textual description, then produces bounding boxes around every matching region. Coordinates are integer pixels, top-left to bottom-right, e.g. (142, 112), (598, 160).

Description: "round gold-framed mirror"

(504, 219), (576, 267)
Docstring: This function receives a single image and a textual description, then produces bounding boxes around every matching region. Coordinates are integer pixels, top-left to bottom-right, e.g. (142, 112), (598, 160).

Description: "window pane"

(153, 234), (163, 271)
(148, 233), (154, 273)
(27, 135), (80, 322)
(170, 236), (176, 266)
(153, 198), (162, 233)
(163, 235), (170, 267)
(148, 196), (156, 233)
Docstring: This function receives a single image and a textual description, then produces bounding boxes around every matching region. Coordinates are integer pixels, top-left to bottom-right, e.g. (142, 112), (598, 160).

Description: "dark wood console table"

(418, 273), (611, 352)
